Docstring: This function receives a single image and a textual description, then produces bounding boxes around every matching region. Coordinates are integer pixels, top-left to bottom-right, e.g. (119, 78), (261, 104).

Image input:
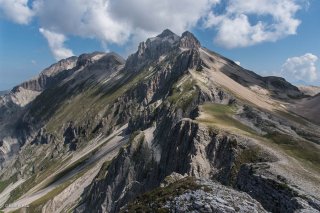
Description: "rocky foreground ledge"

(122, 173), (267, 213)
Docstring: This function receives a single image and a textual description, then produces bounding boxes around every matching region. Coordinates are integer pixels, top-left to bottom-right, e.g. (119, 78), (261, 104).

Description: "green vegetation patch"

(265, 132), (320, 172)
(168, 76), (198, 111)
(198, 103), (256, 135)
(0, 180), (11, 194)
(95, 160), (111, 181)
(0, 174), (18, 194)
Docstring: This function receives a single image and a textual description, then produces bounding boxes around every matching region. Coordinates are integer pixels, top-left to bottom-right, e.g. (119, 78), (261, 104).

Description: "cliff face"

(0, 30), (320, 213)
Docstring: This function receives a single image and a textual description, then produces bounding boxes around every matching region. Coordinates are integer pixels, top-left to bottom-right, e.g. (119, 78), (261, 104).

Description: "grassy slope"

(265, 132), (320, 173)
(200, 64), (320, 173)
(197, 103), (320, 174)
(0, 180), (12, 194)
(197, 103), (256, 135)
(0, 174), (18, 194)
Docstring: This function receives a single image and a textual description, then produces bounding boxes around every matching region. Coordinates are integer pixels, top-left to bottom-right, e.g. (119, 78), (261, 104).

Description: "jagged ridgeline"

(0, 30), (320, 213)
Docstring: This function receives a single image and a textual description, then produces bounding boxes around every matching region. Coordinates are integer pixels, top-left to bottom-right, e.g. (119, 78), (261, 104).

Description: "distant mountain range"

(0, 91), (8, 96)
(0, 30), (319, 213)
(298, 85), (320, 96)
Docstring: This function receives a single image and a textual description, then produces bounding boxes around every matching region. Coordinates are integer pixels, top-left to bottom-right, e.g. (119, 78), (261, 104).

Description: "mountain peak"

(157, 29), (177, 38)
(180, 31), (200, 49)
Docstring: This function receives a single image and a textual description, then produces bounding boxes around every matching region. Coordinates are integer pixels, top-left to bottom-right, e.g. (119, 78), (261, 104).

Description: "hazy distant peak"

(104, 52), (126, 63)
(0, 90), (8, 97)
(42, 56), (78, 77)
(76, 52), (108, 67)
(298, 85), (320, 96)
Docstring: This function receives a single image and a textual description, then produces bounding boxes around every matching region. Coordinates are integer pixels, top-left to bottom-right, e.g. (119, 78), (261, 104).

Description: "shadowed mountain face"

(290, 93), (320, 125)
(0, 30), (320, 213)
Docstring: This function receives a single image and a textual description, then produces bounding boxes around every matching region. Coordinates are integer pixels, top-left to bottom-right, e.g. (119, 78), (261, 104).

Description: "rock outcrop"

(123, 177), (268, 213)
(30, 128), (55, 145)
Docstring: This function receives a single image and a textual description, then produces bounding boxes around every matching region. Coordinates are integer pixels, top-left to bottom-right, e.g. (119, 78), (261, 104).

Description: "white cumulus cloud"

(108, 0), (219, 35)
(0, 0), (34, 24)
(0, 0), (308, 60)
(281, 53), (318, 83)
(39, 28), (74, 60)
(25, 0), (219, 59)
(204, 0), (301, 48)
(32, 0), (219, 44)
(34, 0), (131, 45)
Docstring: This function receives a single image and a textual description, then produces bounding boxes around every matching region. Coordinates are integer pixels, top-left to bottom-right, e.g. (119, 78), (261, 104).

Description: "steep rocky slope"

(0, 30), (319, 213)
(123, 175), (267, 213)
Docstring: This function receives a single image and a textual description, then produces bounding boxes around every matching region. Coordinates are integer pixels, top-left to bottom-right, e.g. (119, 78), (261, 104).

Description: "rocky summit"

(0, 30), (320, 213)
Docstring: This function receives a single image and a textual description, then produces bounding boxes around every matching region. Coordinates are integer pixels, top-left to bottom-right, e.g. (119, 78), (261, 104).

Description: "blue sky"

(0, 0), (319, 90)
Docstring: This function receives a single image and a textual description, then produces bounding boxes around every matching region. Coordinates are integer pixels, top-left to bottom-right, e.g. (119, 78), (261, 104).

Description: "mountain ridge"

(0, 30), (319, 213)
